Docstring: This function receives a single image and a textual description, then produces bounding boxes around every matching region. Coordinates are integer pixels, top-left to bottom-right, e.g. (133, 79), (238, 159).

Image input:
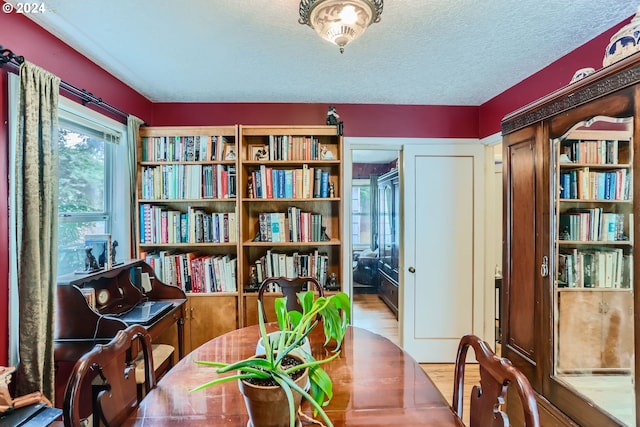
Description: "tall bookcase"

(238, 125), (343, 325)
(136, 126), (240, 352)
(136, 125), (344, 343)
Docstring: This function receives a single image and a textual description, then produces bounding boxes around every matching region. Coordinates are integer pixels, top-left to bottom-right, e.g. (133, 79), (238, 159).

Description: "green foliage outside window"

(57, 127), (107, 275)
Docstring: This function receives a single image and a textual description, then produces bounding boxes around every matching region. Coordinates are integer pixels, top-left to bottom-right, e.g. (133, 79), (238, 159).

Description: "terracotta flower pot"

(237, 354), (309, 427)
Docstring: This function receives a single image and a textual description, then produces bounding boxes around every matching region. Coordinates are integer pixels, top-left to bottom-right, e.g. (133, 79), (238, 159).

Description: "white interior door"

(402, 143), (485, 362)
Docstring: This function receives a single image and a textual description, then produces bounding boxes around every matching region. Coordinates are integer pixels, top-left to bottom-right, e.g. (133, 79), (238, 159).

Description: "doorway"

(350, 148), (400, 344)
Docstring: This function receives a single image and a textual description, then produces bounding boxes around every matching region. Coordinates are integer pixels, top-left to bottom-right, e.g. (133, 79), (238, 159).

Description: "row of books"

(141, 135), (234, 162)
(140, 251), (237, 293)
(558, 210), (629, 242)
(257, 210), (326, 243)
(140, 204), (237, 244)
(560, 139), (625, 165)
(251, 249), (330, 288)
(558, 248), (632, 289)
(250, 165), (331, 199)
(141, 164), (236, 200)
(262, 135), (324, 161)
(559, 168), (630, 200)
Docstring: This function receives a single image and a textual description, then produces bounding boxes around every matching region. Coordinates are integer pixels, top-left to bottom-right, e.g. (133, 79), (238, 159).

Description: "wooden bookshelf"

(238, 125), (343, 325)
(136, 124), (344, 340)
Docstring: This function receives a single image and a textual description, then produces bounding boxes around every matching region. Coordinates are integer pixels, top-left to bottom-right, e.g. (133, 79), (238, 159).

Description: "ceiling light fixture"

(299, 0), (383, 54)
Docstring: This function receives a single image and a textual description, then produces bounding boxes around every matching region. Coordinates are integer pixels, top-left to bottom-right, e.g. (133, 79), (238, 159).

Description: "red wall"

(0, 6), (635, 364)
(151, 102), (479, 138)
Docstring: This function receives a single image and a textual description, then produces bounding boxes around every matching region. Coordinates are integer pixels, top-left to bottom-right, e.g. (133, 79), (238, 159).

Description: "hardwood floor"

(352, 293), (480, 425)
(352, 293), (399, 345)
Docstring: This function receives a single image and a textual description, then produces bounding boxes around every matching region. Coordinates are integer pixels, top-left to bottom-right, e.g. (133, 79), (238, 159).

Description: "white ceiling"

(12, 0), (637, 106)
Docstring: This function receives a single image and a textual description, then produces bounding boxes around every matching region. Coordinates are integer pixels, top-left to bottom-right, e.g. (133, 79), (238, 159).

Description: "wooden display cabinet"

(377, 169), (399, 317)
(502, 53), (640, 426)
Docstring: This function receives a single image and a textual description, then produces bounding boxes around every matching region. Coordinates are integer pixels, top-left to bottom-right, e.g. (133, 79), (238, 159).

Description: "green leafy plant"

(274, 290), (351, 352)
(191, 298), (343, 427)
(271, 291), (350, 413)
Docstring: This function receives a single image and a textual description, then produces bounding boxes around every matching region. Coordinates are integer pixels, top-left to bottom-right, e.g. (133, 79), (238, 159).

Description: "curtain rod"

(1, 46), (130, 122)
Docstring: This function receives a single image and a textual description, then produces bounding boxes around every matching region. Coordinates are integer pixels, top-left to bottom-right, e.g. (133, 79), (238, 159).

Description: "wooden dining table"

(125, 325), (465, 426)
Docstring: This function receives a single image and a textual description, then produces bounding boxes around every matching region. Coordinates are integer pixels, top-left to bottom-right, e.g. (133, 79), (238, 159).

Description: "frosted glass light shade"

(299, 0), (383, 53)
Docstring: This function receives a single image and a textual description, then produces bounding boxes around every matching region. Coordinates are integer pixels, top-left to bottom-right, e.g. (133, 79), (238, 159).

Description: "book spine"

(313, 168), (321, 198)
(277, 169), (285, 198)
(320, 171), (329, 198)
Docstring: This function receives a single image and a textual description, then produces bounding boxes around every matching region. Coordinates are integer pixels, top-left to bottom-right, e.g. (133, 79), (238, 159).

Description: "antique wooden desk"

(125, 325), (464, 426)
(54, 260), (187, 408)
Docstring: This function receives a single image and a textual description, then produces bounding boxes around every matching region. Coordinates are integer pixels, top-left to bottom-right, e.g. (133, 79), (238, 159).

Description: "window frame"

(56, 98), (130, 276)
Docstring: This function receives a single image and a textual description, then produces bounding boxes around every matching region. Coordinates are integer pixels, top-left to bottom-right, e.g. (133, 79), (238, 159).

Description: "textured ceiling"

(8, 0), (638, 105)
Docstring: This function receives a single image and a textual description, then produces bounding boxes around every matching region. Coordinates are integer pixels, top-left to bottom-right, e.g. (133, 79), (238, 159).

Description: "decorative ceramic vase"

(569, 67), (595, 84)
(238, 353), (308, 427)
(603, 7), (640, 67)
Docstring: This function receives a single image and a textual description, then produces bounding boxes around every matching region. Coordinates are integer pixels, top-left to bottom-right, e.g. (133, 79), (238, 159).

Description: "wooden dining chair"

(63, 324), (156, 427)
(257, 276), (324, 322)
(452, 334), (540, 427)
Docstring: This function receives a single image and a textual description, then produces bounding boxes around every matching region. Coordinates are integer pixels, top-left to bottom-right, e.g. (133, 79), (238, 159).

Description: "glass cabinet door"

(552, 116), (635, 425)
(378, 182), (392, 272)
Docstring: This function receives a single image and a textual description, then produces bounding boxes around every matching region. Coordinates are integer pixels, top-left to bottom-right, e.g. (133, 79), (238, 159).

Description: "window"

(351, 179), (372, 249)
(56, 99), (130, 276)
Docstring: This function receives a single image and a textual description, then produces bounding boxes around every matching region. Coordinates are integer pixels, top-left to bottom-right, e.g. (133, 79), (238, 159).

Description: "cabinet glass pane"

(379, 185), (392, 268)
(552, 116), (635, 425)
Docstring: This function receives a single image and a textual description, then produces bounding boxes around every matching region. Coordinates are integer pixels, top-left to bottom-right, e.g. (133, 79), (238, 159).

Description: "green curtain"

(14, 61), (60, 401)
(127, 115), (144, 257)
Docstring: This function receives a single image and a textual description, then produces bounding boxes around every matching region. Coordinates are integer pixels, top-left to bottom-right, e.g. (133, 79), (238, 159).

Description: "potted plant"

(191, 297), (346, 427)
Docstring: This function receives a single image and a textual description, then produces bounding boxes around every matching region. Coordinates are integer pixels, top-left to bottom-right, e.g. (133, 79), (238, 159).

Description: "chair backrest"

(63, 324), (156, 427)
(257, 276), (324, 322)
(452, 334), (540, 427)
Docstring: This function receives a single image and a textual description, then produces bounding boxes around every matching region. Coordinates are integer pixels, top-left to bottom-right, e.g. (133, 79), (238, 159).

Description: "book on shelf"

(561, 138), (623, 165)
(141, 164), (236, 200)
(251, 249), (330, 288)
(250, 165), (328, 199)
(559, 209), (627, 242)
(320, 171), (329, 197)
(558, 167), (630, 201)
(140, 250), (237, 293)
(142, 135), (233, 162)
(264, 135), (322, 161)
(140, 204), (236, 244)
(558, 248), (629, 288)
(256, 209), (325, 242)
(313, 168), (322, 198)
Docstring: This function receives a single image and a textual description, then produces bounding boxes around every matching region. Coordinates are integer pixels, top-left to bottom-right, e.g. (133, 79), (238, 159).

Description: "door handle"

(408, 266), (415, 273)
(540, 256), (549, 277)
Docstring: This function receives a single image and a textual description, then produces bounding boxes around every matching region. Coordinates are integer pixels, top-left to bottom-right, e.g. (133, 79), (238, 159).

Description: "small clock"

(96, 289), (110, 305)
